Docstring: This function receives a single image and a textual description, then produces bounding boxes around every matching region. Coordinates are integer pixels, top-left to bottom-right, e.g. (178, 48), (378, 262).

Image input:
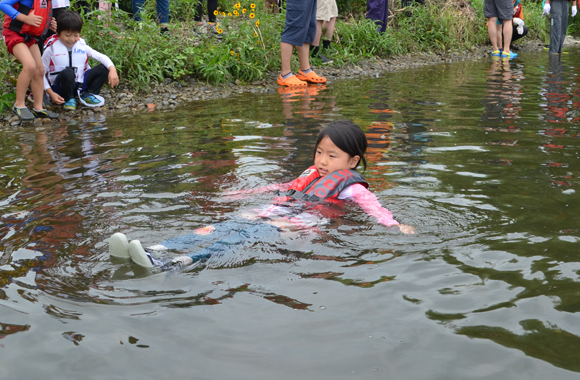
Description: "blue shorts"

(281, 0), (318, 46)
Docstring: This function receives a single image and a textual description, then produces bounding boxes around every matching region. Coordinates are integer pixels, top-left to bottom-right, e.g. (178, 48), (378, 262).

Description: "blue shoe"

(491, 49), (501, 56)
(501, 51), (517, 59)
(63, 98), (76, 111)
(80, 92), (100, 105)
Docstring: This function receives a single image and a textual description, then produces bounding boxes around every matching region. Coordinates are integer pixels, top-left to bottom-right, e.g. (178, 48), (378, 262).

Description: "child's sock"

(310, 45), (320, 57)
(322, 40), (331, 50)
(301, 68), (313, 74)
(281, 72), (293, 79)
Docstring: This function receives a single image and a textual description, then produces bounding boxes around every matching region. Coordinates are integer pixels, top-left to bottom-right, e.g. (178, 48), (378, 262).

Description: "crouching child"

(42, 10), (118, 110)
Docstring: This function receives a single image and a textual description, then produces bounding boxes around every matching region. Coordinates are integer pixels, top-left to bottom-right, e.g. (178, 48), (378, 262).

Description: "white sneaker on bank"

(109, 233), (130, 258)
(128, 240), (155, 268)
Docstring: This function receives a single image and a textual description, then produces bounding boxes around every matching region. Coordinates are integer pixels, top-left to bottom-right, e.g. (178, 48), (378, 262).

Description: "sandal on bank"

(277, 74), (307, 87)
(296, 70), (326, 84)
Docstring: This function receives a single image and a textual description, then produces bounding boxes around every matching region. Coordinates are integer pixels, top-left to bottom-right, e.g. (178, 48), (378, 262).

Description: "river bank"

(0, 37), (575, 129)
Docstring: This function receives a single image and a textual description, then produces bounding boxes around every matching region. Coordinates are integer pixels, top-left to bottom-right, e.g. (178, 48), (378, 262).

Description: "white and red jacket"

(41, 34), (114, 91)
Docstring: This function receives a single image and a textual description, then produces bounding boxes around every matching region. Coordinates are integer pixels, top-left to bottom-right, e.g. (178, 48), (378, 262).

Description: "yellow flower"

(230, 50), (234, 55)
(217, 22), (220, 26)
(234, 10), (239, 15)
(250, 3), (255, 8)
(236, 53), (240, 57)
(228, 12), (232, 16)
(235, 2), (241, 8)
(249, 12), (255, 18)
(256, 40), (260, 44)
(255, 20), (260, 26)
(218, 28), (223, 33)
(222, 12), (226, 16)
(242, 8), (247, 13)
(254, 32), (258, 37)
(213, 10), (218, 15)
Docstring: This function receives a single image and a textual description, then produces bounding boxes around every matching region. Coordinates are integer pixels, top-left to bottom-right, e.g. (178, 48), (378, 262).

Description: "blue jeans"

(159, 220), (282, 263)
(132, 0), (169, 24)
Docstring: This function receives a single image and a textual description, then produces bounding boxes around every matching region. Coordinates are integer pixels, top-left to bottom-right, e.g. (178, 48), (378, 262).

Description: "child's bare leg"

(12, 43), (37, 108)
(29, 44), (45, 111)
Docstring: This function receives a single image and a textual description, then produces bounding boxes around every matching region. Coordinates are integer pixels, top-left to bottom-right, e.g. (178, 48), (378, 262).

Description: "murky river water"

(1, 50), (580, 379)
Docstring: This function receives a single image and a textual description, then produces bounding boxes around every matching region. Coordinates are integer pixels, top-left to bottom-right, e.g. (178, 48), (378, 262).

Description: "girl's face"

(314, 136), (360, 176)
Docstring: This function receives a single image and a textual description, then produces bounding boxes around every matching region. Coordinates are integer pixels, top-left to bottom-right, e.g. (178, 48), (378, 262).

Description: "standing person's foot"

(316, 53), (333, 64)
(109, 232), (130, 258)
(32, 108), (59, 119)
(491, 49), (501, 56)
(296, 69), (327, 84)
(277, 73), (308, 87)
(501, 51), (517, 59)
(63, 99), (76, 111)
(12, 105), (35, 121)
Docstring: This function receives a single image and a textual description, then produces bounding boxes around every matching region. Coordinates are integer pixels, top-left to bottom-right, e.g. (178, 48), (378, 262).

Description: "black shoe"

(317, 53), (333, 64)
(509, 43), (519, 51)
(32, 108), (60, 119)
(12, 105), (35, 121)
(160, 27), (169, 35)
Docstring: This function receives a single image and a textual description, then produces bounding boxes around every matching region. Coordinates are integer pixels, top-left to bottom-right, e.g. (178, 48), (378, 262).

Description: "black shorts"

(281, 0), (317, 46)
(483, 0), (513, 20)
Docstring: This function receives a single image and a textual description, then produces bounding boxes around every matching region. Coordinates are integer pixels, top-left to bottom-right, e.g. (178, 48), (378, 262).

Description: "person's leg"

(549, 0), (564, 53)
(207, 0), (218, 23)
(559, 0), (569, 54)
(280, 42), (294, 75)
(132, 0), (144, 21)
(497, 23), (503, 50)
(29, 43), (46, 111)
(322, 17), (336, 40)
(56, 68), (78, 101)
(12, 43), (38, 109)
(296, 43), (311, 71)
(82, 64), (109, 95)
(194, 0), (203, 22)
(157, 0), (169, 26)
(487, 17), (499, 51)
(313, 20), (323, 48)
(502, 19), (513, 53)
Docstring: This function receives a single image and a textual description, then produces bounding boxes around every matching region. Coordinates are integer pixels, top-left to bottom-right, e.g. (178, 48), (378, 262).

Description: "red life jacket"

(274, 165), (368, 207)
(3, 0), (52, 38)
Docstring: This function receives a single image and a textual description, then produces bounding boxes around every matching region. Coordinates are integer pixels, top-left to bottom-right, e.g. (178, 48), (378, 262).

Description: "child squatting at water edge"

(109, 120), (414, 271)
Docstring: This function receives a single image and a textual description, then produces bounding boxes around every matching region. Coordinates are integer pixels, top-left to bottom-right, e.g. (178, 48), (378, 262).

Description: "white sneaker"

(128, 240), (154, 268)
(109, 233), (130, 258)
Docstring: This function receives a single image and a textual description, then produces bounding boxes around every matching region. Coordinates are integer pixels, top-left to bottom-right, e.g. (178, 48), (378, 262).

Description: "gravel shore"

(0, 37), (573, 129)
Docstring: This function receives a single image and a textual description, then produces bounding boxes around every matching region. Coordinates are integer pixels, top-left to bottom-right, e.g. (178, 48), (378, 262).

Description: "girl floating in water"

(109, 120), (414, 270)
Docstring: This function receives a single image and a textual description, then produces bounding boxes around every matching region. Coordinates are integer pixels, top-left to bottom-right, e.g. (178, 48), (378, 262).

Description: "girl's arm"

(339, 183), (414, 233)
(224, 181), (294, 199)
(0, 0), (22, 19)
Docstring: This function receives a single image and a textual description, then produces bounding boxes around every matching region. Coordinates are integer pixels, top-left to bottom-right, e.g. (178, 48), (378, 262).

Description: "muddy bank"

(0, 38), (571, 128)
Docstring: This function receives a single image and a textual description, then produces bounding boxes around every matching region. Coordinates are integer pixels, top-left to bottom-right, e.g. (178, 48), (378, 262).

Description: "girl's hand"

(398, 224), (415, 234)
(25, 10), (43, 27)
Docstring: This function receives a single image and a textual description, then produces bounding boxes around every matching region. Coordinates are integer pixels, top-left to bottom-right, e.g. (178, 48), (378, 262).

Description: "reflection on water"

(1, 51), (580, 378)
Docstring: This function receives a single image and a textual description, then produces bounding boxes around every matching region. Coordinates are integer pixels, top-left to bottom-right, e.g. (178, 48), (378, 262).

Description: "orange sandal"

(277, 74), (307, 87)
(295, 70), (326, 84)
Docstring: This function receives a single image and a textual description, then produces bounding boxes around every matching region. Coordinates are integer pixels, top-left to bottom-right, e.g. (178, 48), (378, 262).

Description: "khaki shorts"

(316, 0), (338, 21)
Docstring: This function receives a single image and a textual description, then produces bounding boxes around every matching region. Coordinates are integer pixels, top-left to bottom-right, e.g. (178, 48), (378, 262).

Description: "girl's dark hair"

(314, 120), (368, 171)
(57, 10), (83, 34)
